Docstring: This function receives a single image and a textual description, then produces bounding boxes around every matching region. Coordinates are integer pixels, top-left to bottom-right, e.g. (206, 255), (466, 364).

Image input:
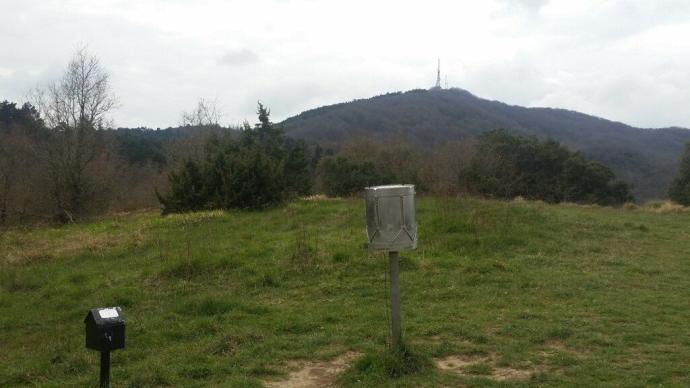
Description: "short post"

(100, 350), (110, 388)
(388, 251), (402, 350)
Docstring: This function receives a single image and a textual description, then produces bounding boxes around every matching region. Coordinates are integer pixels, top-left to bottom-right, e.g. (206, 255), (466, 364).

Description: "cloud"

(1, 0), (690, 129)
(218, 48), (259, 66)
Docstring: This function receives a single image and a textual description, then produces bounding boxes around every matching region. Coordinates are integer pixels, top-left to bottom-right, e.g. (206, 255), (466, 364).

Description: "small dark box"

(84, 307), (125, 351)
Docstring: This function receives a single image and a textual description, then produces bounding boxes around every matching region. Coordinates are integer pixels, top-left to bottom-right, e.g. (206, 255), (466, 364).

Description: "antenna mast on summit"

(435, 58), (441, 88)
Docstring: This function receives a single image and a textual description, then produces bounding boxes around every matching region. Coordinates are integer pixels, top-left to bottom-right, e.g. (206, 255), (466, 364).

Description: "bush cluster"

(316, 130), (634, 206)
(460, 129), (634, 205)
(157, 104), (312, 213)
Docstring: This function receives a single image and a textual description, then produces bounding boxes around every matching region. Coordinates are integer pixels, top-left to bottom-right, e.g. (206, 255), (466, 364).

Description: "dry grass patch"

(163, 209), (226, 224)
(435, 354), (489, 371)
(622, 202), (638, 210)
(1, 223), (150, 265)
(301, 194), (331, 201)
(434, 353), (547, 382)
(1, 232), (122, 264)
(642, 200), (689, 213)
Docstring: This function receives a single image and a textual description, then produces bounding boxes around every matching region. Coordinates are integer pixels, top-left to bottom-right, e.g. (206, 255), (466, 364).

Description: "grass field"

(1, 197), (689, 387)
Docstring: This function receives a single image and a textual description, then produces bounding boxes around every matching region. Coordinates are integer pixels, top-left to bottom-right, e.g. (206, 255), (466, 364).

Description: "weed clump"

(184, 298), (236, 316)
(340, 345), (431, 384)
(465, 362), (493, 375)
(179, 365), (212, 380)
(288, 226), (321, 271)
(622, 202), (637, 210)
(251, 272), (280, 288)
(160, 257), (239, 280)
(643, 200), (688, 213)
(160, 258), (212, 279)
(0, 263), (41, 292)
(332, 251), (350, 263)
(0, 263), (19, 292)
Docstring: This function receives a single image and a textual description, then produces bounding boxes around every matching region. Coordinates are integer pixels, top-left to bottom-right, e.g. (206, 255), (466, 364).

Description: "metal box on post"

(365, 184), (417, 251)
(84, 307), (125, 351)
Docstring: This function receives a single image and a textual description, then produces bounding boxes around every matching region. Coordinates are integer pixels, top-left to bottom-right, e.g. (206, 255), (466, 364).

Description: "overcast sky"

(2, 0), (690, 129)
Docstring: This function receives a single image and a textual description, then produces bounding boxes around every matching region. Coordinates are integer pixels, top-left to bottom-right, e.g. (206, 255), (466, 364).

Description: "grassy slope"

(1, 198), (689, 387)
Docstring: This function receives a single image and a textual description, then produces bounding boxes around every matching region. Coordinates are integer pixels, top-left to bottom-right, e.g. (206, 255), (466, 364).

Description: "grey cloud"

(219, 48), (259, 66)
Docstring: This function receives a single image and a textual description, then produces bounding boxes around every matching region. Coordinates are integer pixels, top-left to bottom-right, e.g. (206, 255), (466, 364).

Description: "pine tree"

(158, 103), (314, 213)
(157, 160), (206, 214)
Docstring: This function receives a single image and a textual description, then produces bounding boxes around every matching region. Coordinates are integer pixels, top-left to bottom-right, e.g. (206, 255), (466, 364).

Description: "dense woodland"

(2, 49), (690, 225)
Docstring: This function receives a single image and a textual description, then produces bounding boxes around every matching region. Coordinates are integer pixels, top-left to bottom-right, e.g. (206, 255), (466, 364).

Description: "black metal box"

(84, 307), (125, 351)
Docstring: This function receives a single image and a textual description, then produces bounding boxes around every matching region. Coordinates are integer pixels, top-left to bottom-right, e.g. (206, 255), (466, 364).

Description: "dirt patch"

(542, 339), (589, 359)
(434, 354), (542, 382)
(540, 339), (566, 357)
(544, 339), (566, 350)
(491, 367), (534, 381)
(435, 354), (489, 371)
(264, 352), (360, 388)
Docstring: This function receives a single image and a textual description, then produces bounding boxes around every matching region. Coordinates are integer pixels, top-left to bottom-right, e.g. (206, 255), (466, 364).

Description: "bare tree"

(180, 98), (222, 127)
(30, 47), (118, 221)
(420, 139), (479, 195)
(33, 47), (117, 130)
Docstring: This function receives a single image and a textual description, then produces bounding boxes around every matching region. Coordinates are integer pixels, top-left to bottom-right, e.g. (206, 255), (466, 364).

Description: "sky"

(2, 0), (690, 129)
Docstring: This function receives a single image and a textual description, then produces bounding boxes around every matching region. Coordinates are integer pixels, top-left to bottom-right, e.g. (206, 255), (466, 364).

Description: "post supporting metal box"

(364, 184), (417, 350)
(85, 307), (125, 388)
(365, 184), (417, 251)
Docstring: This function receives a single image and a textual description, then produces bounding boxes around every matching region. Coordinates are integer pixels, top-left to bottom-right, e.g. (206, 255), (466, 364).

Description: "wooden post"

(389, 251), (401, 350)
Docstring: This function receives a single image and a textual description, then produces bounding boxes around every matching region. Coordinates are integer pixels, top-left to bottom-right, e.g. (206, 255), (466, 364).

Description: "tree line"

(159, 120), (637, 212)
(315, 130), (634, 205)
(4, 47), (690, 224)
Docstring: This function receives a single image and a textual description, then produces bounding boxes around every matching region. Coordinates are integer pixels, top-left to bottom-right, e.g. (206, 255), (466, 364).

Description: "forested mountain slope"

(283, 88), (690, 200)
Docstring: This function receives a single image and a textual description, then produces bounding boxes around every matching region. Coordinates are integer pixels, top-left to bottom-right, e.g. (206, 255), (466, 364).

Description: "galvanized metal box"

(365, 184), (417, 251)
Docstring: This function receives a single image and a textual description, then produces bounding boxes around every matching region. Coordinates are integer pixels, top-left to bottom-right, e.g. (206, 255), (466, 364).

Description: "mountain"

(282, 88), (690, 200)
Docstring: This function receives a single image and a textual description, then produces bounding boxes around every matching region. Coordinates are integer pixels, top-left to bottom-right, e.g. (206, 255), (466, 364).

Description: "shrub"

(157, 160), (207, 214)
(158, 103), (313, 213)
(340, 345), (430, 384)
(459, 129), (633, 205)
(317, 155), (390, 197)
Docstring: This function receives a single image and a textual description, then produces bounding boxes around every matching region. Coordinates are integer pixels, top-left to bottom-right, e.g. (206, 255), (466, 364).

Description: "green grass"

(1, 197), (689, 386)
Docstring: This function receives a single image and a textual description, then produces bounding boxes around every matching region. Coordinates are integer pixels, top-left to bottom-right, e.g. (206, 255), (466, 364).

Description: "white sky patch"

(1, 0), (690, 129)
(0, 67), (15, 77)
(539, 0), (599, 18)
